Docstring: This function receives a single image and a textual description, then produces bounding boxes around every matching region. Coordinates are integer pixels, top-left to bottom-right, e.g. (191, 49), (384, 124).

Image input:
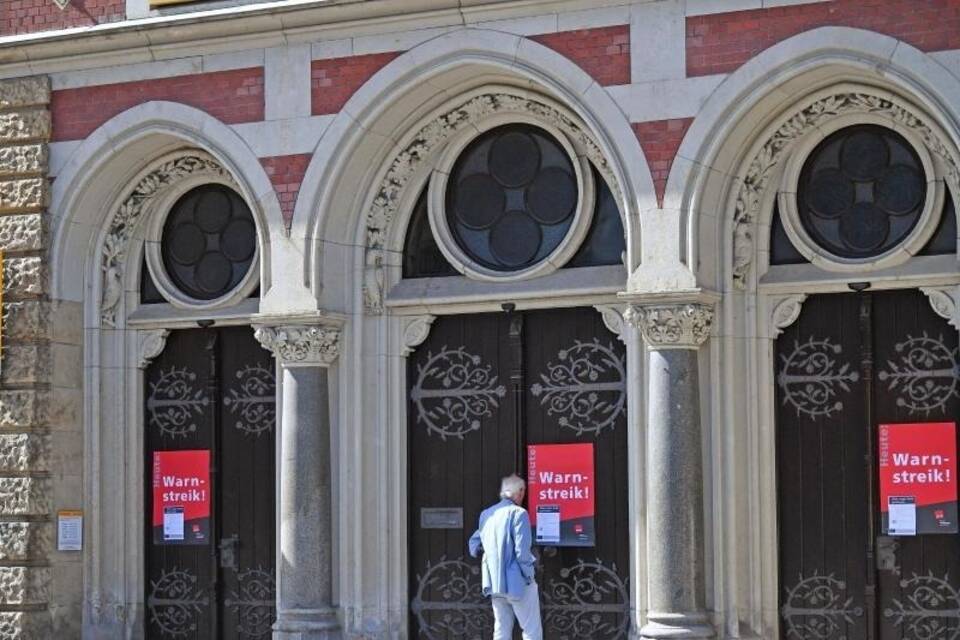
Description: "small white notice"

(163, 506), (185, 541)
(57, 510), (83, 551)
(888, 496), (917, 536)
(536, 505), (561, 544)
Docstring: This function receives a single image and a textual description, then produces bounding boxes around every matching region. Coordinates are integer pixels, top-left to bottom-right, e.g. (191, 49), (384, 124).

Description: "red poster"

(152, 450), (211, 545)
(527, 443), (595, 547)
(878, 422), (957, 535)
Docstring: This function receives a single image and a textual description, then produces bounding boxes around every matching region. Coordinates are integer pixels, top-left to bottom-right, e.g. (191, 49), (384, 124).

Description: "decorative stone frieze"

(100, 153), (234, 326)
(254, 324), (342, 365)
(0, 523), (52, 562)
(626, 303), (714, 349)
(0, 177), (46, 213)
(2, 256), (45, 297)
(0, 567), (50, 606)
(0, 390), (49, 428)
(0, 77), (50, 110)
(0, 145), (47, 177)
(0, 214), (45, 251)
(0, 111), (51, 145)
(0, 434), (50, 473)
(731, 90), (960, 288)
(0, 75), (53, 640)
(0, 477), (52, 516)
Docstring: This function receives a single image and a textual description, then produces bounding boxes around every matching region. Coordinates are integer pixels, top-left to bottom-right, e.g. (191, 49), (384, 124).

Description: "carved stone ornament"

(626, 303), (714, 349)
(921, 286), (960, 329)
(100, 154), (235, 326)
(732, 91), (960, 289)
(771, 294), (807, 338)
(254, 325), (341, 366)
(362, 90), (618, 313)
(401, 315), (436, 357)
(138, 329), (170, 369)
(593, 305), (627, 343)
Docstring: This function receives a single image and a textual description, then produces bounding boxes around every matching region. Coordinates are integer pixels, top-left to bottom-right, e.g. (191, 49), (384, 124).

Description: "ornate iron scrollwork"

(884, 572), (960, 640)
(410, 557), (492, 640)
(777, 337), (860, 418)
(410, 347), (506, 440)
(223, 364), (276, 436)
(878, 333), (960, 416)
(225, 566), (276, 638)
(146, 367), (210, 438)
(781, 573), (864, 640)
(541, 559), (630, 640)
(147, 567), (209, 637)
(530, 339), (626, 437)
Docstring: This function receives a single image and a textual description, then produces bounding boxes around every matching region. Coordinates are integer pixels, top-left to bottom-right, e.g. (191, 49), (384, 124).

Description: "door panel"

(776, 290), (960, 640)
(408, 308), (630, 640)
(145, 328), (276, 640)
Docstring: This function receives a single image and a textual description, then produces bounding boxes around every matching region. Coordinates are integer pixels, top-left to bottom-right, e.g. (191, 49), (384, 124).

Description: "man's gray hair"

(500, 474), (526, 499)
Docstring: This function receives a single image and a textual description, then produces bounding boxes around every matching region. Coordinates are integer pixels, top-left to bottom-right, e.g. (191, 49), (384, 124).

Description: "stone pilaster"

(626, 300), (716, 640)
(0, 76), (54, 639)
(254, 323), (343, 640)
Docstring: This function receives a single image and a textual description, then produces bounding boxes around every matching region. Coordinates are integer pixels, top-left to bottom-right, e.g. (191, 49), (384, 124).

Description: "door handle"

(219, 534), (240, 570)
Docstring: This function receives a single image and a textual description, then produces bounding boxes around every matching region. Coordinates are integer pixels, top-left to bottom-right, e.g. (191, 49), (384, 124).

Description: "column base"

(640, 612), (714, 639)
(273, 608), (341, 640)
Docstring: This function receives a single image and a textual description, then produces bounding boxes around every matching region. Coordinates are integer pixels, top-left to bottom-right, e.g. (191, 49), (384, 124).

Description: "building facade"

(0, 0), (958, 638)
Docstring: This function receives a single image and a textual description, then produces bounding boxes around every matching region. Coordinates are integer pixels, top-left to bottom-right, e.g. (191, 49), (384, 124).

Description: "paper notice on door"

(163, 506), (185, 541)
(536, 505), (561, 544)
(888, 496), (917, 536)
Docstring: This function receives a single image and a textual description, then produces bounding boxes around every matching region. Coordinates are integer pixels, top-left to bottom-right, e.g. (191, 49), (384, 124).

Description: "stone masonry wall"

(0, 76), (57, 639)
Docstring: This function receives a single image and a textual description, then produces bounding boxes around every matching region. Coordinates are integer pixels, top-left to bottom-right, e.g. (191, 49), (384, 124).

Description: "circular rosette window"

(784, 123), (940, 266)
(429, 123), (594, 280)
(152, 184), (259, 306)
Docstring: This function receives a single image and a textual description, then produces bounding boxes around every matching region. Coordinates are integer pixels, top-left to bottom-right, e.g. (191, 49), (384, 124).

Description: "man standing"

(468, 474), (543, 640)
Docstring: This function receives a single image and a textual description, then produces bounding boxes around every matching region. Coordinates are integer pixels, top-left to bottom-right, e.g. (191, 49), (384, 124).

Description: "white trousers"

(491, 582), (543, 640)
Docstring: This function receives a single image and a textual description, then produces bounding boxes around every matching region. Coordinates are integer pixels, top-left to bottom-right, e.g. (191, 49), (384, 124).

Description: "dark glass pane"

(161, 184), (257, 300)
(797, 124), (926, 259)
(918, 193), (958, 256)
(445, 124), (578, 272)
(567, 169), (625, 268)
(140, 255), (165, 304)
(770, 203), (809, 266)
(402, 188), (458, 279)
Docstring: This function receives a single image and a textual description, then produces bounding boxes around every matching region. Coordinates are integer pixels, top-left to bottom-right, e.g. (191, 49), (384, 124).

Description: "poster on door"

(879, 422), (957, 535)
(527, 443), (595, 546)
(152, 450), (211, 545)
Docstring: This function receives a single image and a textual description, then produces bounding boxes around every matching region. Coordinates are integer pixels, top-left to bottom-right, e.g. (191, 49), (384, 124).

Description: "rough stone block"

(2, 256), (46, 297)
(1, 301), (50, 341)
(0, 214), (45, 251)
(0, 145), (47, 177)
(0, 611), (52, 640)
(0, 177), (46, 213)
(0, 111), (51, 144)
(1, 344), (50, 385)
(0, 433), (49, 473)
(0, 390), (50, 428)
(0, 78), (50, 110)
(0, 522), (52, 561)
(0, 567), (50, 606)
(0, 476), (51, 515)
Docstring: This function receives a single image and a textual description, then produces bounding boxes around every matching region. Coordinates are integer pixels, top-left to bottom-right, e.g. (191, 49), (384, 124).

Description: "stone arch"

(667, 26), (960, 290)
(291, 27), (653, 310)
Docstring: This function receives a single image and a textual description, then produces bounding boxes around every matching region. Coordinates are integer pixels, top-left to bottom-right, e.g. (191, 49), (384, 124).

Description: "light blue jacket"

(468, 498), (536, 599)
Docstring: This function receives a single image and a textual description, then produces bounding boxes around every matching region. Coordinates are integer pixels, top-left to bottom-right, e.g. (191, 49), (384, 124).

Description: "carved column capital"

(254, 325), (342, 366)
(625, 302), (714, 349)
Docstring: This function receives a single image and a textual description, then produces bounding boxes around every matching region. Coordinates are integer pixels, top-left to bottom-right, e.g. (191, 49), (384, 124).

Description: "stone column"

(254, 324), (342, 640)
(626, 302), (715, 639)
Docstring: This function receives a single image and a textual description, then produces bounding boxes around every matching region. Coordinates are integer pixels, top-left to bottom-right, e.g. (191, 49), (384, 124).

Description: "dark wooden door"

(776, 290), (960, 640)
(145, 327), (277, 639)
(408, 307), (630, 640)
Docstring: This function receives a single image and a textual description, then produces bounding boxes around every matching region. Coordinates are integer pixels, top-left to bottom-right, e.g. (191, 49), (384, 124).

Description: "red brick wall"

(1, 0), (124, 36)
(632, 118), (694, 207)
(687, 0), (960, 77)
(50, 68), (264, 141)
(311, 52), (401, 115)
(261, 154), (312, 227)
(532, 25), (631, 86)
